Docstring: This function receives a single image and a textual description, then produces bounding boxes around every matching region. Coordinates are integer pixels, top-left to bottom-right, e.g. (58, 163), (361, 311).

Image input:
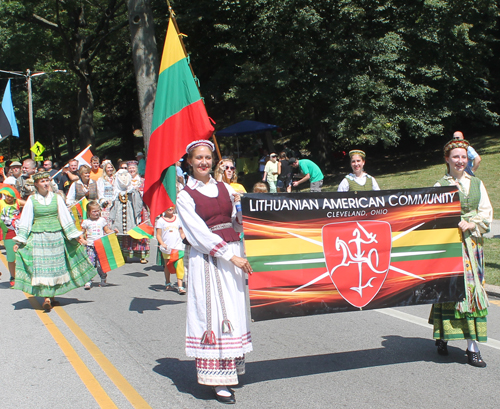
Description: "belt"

(209, 222), (233, 232)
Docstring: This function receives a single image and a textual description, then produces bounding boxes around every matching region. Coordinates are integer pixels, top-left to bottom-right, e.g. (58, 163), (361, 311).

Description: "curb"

(486, 284), (500, 299)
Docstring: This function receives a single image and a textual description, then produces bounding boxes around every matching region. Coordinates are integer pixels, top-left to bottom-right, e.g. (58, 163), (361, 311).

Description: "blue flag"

(0, 80), (19, 139)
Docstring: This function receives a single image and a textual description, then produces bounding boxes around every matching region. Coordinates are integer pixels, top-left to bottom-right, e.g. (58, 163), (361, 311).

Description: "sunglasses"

(224, 166), (236, 170)
(270, 155), (277, 158)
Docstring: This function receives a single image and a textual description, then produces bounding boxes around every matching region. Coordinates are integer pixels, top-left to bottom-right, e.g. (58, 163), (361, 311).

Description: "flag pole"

(165, 1), (220, 157)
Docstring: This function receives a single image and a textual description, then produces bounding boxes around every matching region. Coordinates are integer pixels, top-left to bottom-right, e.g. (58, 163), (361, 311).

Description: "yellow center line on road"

(3, 252), (152, 409)
(490, 299), (500, 307)
(52, 305), (153, 409)
(25, 295), (118, 409)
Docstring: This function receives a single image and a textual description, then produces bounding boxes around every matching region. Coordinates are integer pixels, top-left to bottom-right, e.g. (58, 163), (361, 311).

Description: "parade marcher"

(109, 169), (149, 263)
(12, 172), (96, 311)
(17, 159), (37, 200)
(156, 205), (186, 294)
(55, 159), (80, 195)
(290, 157), (324, 192)
(66, 165), (98, 206)
(89, 155), (103, 181)
(429, 138), (492, 367)
(127, 161), (144, 193)
(177, 140), (253, 404)
(97, 160), (116, 227)
(0, 185), (21, 286)
(81, 201), (115, 289)
(262, 153), (280, 193)
(215, 158), (247, 193)
(337, 150), (380, 192)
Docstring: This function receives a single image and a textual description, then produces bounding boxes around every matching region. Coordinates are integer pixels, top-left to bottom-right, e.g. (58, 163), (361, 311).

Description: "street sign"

(31, 141), (45, 156)
(35, 156), (43, 161)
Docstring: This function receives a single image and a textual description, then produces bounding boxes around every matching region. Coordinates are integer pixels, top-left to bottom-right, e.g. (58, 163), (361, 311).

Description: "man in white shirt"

(453, 131), (481, 176)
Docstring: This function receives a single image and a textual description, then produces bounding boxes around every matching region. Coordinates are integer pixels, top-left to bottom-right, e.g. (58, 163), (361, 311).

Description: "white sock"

(467, 339), (479, 353)
(214, 386), (232, 397)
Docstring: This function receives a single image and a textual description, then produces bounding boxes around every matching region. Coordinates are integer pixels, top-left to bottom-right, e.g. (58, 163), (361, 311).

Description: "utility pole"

(0, 68), (67, 159)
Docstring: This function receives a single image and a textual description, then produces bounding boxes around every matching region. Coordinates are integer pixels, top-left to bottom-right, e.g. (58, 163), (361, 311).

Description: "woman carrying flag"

(177, 140), (253, 404)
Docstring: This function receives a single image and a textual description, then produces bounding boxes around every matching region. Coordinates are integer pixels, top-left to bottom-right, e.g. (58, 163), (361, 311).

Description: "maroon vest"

(184, 182), (240, 243)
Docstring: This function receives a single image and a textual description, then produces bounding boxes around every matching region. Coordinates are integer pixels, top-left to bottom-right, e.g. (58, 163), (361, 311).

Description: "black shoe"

(435, 339), (448, 356)
(212, 387), (236, 404)
(466, 349), (486, 368)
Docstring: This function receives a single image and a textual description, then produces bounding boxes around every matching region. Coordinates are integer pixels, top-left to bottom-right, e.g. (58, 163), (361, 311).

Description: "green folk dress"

(429, 174), (492, 342)
(13, 192), (97, 297)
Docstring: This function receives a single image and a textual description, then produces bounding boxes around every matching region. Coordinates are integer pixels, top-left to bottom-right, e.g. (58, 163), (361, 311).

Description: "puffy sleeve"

(177, 190), (236, 261)
(469, 180), (493, 237)
(66, 182), (77, 206)
(97, 178), (105, 202)
(13, 197), (34, 244)
(337, 178), (349, 192)
(57, 194), (82, 240)
(371, 176), (381, 191)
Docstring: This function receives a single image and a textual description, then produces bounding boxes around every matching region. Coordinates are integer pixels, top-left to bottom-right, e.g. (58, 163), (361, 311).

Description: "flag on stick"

(143, 15), (214, 225)
(74, 145), (93, 167)
(70, 197), (88, 230)
(0, 80), (19, 139)
(94, 233), (125, 273)
(127, 222), (154, 240)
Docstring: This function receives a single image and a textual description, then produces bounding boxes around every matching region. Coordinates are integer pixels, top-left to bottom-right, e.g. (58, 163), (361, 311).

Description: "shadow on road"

(129, 297), (185, 314)
(153, 335), (466, 399)
(11, 297), (93, 310)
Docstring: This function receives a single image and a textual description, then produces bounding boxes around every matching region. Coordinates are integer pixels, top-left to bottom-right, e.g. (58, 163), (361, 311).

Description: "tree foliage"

(1, 0), (498, 169)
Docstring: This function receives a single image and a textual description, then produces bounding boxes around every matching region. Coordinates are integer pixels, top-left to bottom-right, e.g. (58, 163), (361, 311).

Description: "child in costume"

(0, 185), (22, 286)
(81, 201), (115, 289)
(155, 205), (186, 294)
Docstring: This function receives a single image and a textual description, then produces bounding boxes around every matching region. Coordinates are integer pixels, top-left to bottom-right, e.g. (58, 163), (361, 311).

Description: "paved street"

(1, 242), (499, 409)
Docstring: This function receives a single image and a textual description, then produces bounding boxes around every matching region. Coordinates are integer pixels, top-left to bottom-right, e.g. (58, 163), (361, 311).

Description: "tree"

(2, 0), (130, 150)
(126, 0), (159, 152)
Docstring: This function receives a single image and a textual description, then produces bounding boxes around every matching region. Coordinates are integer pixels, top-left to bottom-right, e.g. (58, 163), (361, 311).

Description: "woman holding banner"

(177, 140), (253, 404)
(429, 138), (492, 367)
(12, 172), (96, 310)
(337, 150), (380, 192)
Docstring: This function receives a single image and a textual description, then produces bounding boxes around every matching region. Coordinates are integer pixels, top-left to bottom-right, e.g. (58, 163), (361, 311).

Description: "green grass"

(485, 238), (500, 286)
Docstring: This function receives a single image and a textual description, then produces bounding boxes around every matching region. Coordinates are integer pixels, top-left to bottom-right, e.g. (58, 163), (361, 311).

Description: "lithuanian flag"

(127, 222), (154, 240)
(70, 197), (88, 230)
(94, 233), (125, 273)
(143, 15), (214, 225)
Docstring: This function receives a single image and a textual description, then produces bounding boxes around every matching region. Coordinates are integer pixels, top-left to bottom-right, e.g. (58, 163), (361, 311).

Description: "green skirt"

(13, 230), (97, 297)
(429, 302), (487, 342)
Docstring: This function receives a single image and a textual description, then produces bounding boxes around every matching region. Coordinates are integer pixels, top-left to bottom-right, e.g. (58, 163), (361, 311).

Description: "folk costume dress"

(429, 173), (492, 341)
(66, 179), (98, 206)
(97, 173), (115, 228)
(109, 170), (149, 260)
(177, 176), (252, 386)
(13, 191), (97, 296)
(337, 173), (380, 192)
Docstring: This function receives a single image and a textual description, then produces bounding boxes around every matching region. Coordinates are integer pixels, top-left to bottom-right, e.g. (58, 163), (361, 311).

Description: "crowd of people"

(0, 131), (492, 404)
(0, 153), (151, 295)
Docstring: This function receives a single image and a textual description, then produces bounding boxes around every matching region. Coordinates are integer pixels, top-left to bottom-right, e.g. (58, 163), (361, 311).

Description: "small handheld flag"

(94, 233), (125, 273)
(127, 222), (154, 240)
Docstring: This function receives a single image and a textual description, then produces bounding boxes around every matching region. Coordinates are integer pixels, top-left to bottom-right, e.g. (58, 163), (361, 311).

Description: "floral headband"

(444, 139), (470, 155)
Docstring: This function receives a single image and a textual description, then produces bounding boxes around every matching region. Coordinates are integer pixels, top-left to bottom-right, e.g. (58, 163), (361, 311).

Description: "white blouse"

(14, 191), (82, 244)
(177, 176), (242, 261)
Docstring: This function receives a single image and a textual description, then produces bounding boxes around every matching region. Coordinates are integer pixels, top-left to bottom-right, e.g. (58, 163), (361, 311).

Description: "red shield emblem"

(322, 221), (392, 308)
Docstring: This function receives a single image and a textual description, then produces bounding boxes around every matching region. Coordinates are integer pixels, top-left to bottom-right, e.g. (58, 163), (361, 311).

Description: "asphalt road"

(1, 243), (499, 409)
